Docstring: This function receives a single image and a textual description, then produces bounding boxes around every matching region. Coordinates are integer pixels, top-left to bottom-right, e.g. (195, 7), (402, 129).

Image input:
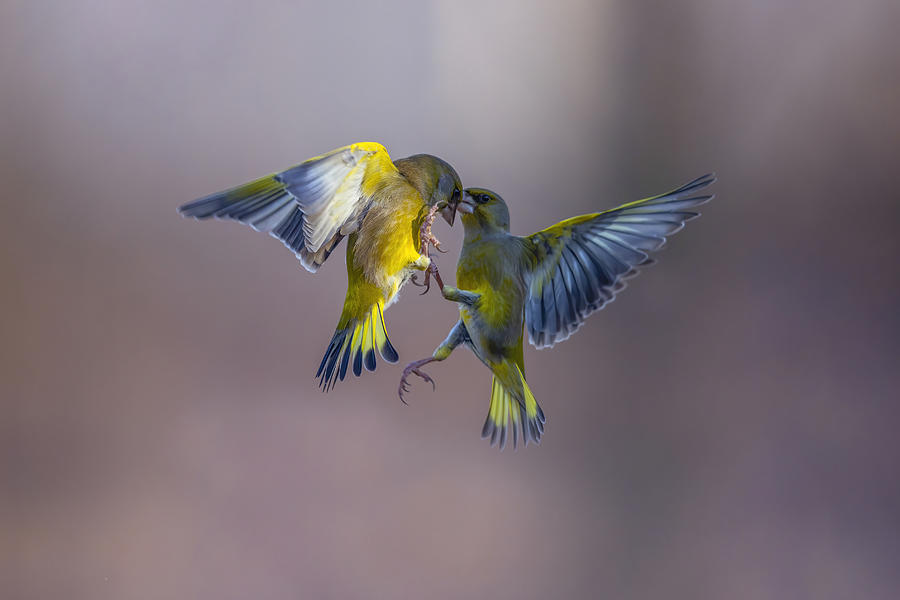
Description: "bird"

(178, 142), (463, 390)
(398, 174), (715, 449)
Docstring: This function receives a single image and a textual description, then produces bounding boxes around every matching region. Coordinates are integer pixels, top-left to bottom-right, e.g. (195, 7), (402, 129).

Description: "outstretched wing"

(178, 142), (398, 272)
(523, 173), (715, 348)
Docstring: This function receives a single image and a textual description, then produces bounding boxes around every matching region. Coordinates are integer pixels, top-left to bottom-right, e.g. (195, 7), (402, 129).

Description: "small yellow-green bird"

(399, 174), (715, 449)
(179, 142), (462, 389)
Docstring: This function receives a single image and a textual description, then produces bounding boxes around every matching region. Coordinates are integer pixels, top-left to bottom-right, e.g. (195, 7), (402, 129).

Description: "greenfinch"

(399, 174), (715, 449)
(179, 142), (462, 390)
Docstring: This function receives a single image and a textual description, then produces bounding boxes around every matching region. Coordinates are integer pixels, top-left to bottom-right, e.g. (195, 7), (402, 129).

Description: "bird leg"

(410, 205), (449, 295)
(398, 357), (438, 404)
(419, 204), (447, 254)
(397, 322), (465, 403)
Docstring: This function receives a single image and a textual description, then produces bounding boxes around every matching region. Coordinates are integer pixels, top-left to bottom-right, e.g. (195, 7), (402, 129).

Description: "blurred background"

(3, 1), (899, 598)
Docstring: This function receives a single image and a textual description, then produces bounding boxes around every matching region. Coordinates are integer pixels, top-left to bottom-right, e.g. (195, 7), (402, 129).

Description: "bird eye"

(479, 194), (490, 204)
(452, 188), (460, 201)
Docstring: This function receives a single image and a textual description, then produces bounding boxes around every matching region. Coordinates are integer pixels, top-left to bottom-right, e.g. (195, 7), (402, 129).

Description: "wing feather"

(523, 173), (715, 348)
(179, 142), (396, 272)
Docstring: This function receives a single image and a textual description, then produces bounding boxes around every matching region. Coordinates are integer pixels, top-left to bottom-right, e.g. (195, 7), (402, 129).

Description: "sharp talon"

(399, 360), (437, 401)
(419, 258), (443, 296)
(410, 274), (424, 287)
(419, 259), (441, 295)
(424, 232), (446, 253)
(398, 381), (411, 405)
(412, 369), (435, 391)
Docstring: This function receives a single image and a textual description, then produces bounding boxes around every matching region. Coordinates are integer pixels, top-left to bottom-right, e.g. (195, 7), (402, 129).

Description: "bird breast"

(353, 185), (426, 292)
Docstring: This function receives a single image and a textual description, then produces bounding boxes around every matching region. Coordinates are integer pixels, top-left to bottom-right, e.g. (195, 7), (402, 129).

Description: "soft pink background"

(3, 1), (899, 599)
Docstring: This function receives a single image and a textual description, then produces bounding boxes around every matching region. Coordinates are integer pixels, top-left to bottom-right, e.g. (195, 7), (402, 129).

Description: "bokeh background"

(3, 1), (899, 598)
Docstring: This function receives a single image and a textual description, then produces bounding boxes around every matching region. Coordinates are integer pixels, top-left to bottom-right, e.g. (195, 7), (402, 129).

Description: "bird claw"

(419, 268), (432, 295)
(419, 205), (444, 254)
(398, 359), (437, 403)
(415, 205), (447, 296)
(430, 236), (448, 253)
(418, 258), (443, 296)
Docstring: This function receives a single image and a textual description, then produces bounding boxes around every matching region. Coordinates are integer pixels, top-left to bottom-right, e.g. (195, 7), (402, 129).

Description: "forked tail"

(481, 364), (545, 450)
(316, 302), (398, 390)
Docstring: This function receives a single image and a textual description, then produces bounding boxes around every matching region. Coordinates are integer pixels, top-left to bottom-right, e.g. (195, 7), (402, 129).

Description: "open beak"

(441, 201), (457, 226)
(457, 195), (475, 214)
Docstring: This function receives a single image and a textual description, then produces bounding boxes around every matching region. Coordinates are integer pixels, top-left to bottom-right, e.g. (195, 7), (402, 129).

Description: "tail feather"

(316, 302), (398, 390)
(481, 365), (545, 450)
(372, 303), (399, 363)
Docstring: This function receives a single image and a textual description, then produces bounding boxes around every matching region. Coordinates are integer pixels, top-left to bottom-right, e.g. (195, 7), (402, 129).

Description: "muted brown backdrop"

(3, 1), (899, 599)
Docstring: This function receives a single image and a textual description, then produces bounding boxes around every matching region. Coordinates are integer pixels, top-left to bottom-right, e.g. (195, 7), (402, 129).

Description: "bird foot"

(413, 205), (447, 295)
(398, 358), (437, 404)
(420, 205), (447, 254)
(418, 257), (445, 295)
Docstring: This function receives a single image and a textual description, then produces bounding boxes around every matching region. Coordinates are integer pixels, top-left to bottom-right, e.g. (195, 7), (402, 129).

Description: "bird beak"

(441, 202), (457, 226)
(457, 194), (475, 214)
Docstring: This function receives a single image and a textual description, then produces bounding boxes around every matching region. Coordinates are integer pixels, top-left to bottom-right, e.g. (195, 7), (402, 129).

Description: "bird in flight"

(399, 174), (715, 449)
(179, 142), (462, 390)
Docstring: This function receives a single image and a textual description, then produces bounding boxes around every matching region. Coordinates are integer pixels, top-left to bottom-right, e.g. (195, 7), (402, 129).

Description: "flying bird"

(399, 174), (715, 449)
(179, 142), (462, 389)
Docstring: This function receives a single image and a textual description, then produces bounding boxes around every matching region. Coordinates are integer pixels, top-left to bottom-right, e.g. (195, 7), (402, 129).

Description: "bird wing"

(523, 173), (715, 348)
(179, 142), (398, 272)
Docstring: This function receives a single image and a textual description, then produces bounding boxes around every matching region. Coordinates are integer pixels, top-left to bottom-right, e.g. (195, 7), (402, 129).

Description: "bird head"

(394, 154), (463, 225)
(459, 188), (510, 233)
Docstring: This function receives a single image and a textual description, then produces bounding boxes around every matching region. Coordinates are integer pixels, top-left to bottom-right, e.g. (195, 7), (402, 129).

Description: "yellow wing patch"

(279, 143), (397, 261)
(178, 142), (400, 273)
(524, 173), (715, 348)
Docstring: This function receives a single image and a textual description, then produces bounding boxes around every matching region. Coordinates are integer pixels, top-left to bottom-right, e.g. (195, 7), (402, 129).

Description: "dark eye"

(477, 194), (490, 204)
(452, 188), (460, 201)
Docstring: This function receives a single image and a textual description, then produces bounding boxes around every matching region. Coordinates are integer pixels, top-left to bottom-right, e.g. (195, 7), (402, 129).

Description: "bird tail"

(316, 301), (398, 390)
(481, 363), (545, 450)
